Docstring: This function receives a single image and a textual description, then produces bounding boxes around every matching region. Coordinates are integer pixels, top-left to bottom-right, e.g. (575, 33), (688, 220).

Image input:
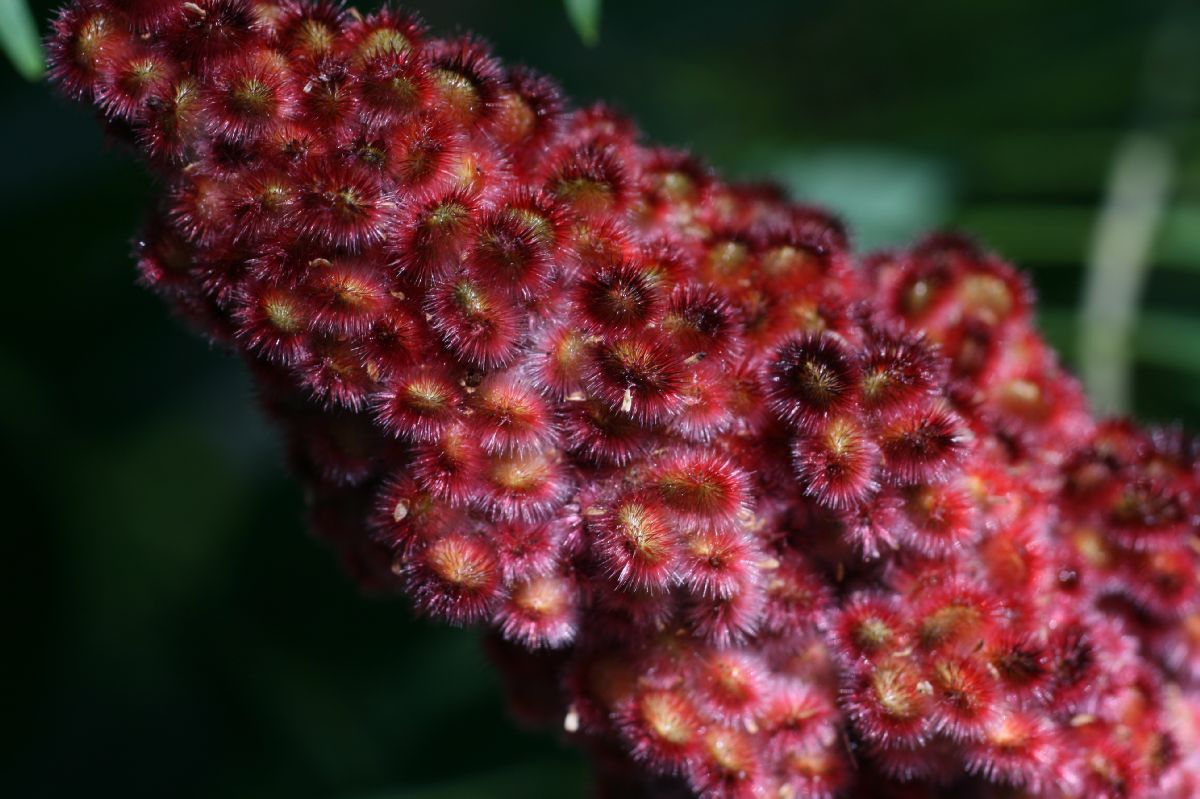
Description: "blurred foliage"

(0, 0), (44, 79)
(563, 0), (602, 46)
(2, 1), (1198, 798)
(762, 148), (954, 250)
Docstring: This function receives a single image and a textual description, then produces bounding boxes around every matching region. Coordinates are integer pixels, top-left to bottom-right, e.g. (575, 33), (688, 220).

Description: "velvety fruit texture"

(49, 2), (1200, 797)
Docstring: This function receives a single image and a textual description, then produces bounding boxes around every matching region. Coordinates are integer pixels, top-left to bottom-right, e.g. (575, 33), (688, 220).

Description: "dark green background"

(3, 1), (1198, 797)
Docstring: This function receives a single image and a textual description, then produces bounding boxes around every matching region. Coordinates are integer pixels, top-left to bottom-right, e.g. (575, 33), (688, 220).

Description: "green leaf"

(0, 0), (44, 81)
(763, 148), (954, 250)
(1040, 309), (1200, 375)
(564, 0), (601, 47)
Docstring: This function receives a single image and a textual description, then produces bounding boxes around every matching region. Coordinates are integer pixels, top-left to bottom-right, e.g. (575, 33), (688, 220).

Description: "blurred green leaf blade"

(0, 0), (44, 80)
(564, 0), (601, 46)
(763, 148), (955, 250)
(1040, 309), (1200, 375)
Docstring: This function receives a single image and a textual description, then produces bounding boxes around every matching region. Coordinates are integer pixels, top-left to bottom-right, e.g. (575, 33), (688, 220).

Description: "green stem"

(1079, 134), (1172, 415)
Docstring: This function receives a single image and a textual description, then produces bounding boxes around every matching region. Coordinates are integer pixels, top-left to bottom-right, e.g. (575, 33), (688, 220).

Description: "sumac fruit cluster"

(49, 3), (1200, 797)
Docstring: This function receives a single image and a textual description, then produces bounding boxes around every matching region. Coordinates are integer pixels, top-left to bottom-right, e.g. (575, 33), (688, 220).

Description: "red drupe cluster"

(49, 3), (1200, 797)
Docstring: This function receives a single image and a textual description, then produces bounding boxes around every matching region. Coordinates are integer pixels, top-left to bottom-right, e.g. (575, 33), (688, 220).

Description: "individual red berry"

(170, 170), (228, 246)
(134, 215), (198, 296)
(353, 307), (425, 381)
(592, 492), (678, 593)
(425, 274), (525, 369)
(355, 47), (431, 127)
(676, 522), (760, 601)
(425, 36), (505, 129)
(560, 397), (656, 466)
(233, 280), (311, 364)
(843, 654), (931, 748)
(385, 114), (465, 198)
(615, 688), (703, 774)
(395, 189), (479, 282)
(545, 143), (633, 218)
(693, 650), (767, 724)
(687, 724), (765, 799)
(859, 328), (942, 415)
(164, 0), (259, 70)
(268, 1), (350, 60)
(583, 334), (685, 423)
(761, 681), (834, 753)
(670, 372), (734, 443)
(465, 208), (556, 298)
(660, 284), (741, 366)
(344, 7), (425, 61)
(531, 325), (590, 400)
(828, 592), (909, 665)
(298, 335), (379, 410)
(986, 628), (1052, 702)
(49, 5), (131, 100)
(637, 149), (712, 222)
(137, 76), (203, 163)
(651, 450), (750, 521)
(877, 399), (968, 485)
(304, 256), (391, 337)
(913, 581), (998, 655)
(295, 55), (359, 133)
(410, 423), (483, 506)
(565, 215), (636, 275)
(204, 50), (297, 142)
(691, 575), (763, 643)
(297, 157), (396, 249)
(260, 119), (329, 167)
(926, 654), (997, 740)
(840, 492), (901, 559)
(223, 167), (298, 243)
(575, 257), (666, 334)
(479, 449), (570, 523)
(1045, 617), (1109, 711)
(446, 138), (515, 205)
(374, 364), (464, 443)
(964, 708), (1059, 792)
(489, 513), (564, 583)
(405, 532), (502, 625)
(793, 415), (881, 510)
(497, 573), (578, 648)
(765, 332), (861, 432)
(893, 479), (978, 556)
(97, 47), (176, 121)
(760, 556), (832, 635)
(493, 67), (566, 160)
(468, 374), (557, 455)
